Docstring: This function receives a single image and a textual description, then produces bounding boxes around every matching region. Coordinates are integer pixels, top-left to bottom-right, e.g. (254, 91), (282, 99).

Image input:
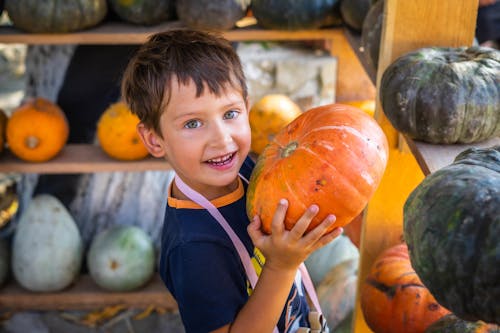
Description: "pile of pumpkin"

(0, 194), (156, 293)
(0, 98), (149, 162)
(2, 0), (385, 34)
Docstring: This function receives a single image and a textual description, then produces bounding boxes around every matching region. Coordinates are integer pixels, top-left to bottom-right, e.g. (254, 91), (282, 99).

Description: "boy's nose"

(210, 120), (233, 146)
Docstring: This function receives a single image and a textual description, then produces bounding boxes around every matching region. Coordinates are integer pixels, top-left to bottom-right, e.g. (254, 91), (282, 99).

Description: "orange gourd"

(249, 94), (302, 155)
(6, 98), (69, 162)
(97, 102), (148, 161)
(246, 103), (389, 234)
(361, 243), (451, 333)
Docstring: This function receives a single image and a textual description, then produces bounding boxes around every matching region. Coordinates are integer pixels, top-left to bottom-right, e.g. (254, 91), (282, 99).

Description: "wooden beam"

(353, 1), (479, 332)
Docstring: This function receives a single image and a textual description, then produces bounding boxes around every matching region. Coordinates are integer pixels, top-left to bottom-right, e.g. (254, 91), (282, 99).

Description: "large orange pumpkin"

(246, 103), (388, 234)
(97, 102), (149, 161)
(6, 98), (69, 162)
(249, 94), (302, 155)
(361, 243), (451, 333)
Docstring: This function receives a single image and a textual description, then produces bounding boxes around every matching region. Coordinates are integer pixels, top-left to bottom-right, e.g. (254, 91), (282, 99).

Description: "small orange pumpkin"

(343, 99), (376, 118)
(249, 94), (302, 155)
(6, 98), (69, 162)
(246, 103), (389, 234)
(97, 102), (148, 161)
(361, 243), (451, 333)
(0, 109), (8, 154)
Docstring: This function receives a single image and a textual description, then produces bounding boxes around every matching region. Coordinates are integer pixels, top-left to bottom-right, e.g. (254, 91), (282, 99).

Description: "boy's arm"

(211, 199), (342, 333)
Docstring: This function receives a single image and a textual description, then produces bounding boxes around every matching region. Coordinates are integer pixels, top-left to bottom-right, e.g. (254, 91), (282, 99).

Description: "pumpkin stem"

(281, 141), (298, 158)
(25, 136), (40, 149)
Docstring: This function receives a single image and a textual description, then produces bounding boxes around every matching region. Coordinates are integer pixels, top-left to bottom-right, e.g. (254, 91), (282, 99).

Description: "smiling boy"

(121, 29), (342, 333)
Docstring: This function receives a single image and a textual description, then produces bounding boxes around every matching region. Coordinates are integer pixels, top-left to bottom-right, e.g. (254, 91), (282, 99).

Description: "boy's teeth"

(208, 153), (232, 163)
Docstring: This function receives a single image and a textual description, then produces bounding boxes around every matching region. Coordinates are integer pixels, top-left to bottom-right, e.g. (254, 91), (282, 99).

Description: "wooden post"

(353, 1), (479, 332)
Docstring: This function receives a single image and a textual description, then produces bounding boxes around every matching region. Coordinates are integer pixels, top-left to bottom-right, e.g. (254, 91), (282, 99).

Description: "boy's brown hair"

(121, 29), (248, 137)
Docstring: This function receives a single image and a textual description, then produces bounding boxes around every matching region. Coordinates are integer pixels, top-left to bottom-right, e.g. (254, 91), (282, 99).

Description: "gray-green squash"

(87, 225), (155, 291)
(108, 0), (175, 25)
(176, 0), (250, 31)
(380, 46), (500, 144)
(12, 194), (83, 292)
(404, 146), (500, 324)
(5, 0), (108, 33)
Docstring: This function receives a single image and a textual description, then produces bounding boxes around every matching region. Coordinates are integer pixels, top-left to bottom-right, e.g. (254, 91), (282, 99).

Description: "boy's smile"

(139, 78), (251, 201)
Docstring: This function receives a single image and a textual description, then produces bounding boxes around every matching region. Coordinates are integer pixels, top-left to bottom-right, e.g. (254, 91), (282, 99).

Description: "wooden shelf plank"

(0, 274), (177, 311)
(0, 144), (171, 174)
(406, 136), (500, 175)
(342, 27), (376, 85)
(0, 22), (341, 45)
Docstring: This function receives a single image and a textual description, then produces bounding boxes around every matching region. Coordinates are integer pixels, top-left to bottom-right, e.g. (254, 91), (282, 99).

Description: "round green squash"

(87, 225), (155, 291)
(252, 0), (341, 30)
(108, 0), (175, 25)
(0, 238), (9, 287)
(176, 0), (250, 31)
(340, 0), (372, 32)
(380, 46), (500, 144)
(426, 314), (500, 333)
(5, 0), (107, 33)
(12, 194), (83, 292)
(361, 0), (383, 71)
(404, 146), (500, 324)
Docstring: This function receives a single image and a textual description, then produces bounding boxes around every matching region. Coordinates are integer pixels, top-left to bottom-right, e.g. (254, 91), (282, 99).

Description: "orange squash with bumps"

(246, 103), (388, 234)
(97, 102), (148, 161)
(361, 243), (451, 333)
(249, 94), (302, 155)
(6, 98), (69, 162)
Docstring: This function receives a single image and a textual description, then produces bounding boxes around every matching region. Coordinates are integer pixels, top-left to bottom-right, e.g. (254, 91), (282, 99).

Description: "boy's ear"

(137, 123), (165, 158)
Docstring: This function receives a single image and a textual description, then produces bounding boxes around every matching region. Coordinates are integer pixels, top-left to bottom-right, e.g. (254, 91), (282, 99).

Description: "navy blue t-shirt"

(159, 157), (312, 333)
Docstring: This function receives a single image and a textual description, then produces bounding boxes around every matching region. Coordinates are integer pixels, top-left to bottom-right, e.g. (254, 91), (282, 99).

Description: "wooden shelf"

(0, 21), (342, 45)
(0, 144), (172, 174)
(0, 274), (177, 311)
(407, 136), (500, 175)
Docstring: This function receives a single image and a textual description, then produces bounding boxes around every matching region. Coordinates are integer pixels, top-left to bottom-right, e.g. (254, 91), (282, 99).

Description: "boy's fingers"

(303, 214), (336, 244)
(289, 205), (319, 240)
(270, 199), (288, 235)
(247, 216), (264, 245)
(313, 227), (343, 251)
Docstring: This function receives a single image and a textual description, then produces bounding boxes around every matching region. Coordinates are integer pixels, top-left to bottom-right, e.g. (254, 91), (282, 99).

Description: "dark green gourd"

(404, 146), (500, 324)
(380, 47), (500, 144)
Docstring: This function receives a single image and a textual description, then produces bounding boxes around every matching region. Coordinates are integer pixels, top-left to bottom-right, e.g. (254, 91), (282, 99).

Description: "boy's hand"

(247, 199), (343, 272)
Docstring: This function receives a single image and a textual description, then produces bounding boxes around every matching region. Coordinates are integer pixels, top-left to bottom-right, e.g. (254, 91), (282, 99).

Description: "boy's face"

(138, 78), (251, 199)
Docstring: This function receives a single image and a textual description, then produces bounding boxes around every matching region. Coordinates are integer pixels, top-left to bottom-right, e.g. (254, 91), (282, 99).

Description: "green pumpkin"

(5, 0), (107, 33)
(108, 0), (175, 25)
(404, 146), (500, 324)
(426, 314), (500, 333)
(340, 0), (371, 32)
(176, 0), (250, 31)
(361, 0), (383, 71)
(87, 225), (155, 291)
(380, 46), (500, 144)
(252, 0), (341, 30)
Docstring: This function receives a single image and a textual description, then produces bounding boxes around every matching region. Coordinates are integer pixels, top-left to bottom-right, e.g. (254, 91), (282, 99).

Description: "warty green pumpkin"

(380, 46), (500, 144)
(404, 145), (500, 324)
(5, 0), (107, 33)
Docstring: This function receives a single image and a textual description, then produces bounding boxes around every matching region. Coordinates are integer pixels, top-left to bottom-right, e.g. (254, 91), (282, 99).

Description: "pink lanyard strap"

(174, 174), (323, 325)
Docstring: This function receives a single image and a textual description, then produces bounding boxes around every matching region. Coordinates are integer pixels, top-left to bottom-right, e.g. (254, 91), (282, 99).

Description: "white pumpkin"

(12, 194), (83, 292)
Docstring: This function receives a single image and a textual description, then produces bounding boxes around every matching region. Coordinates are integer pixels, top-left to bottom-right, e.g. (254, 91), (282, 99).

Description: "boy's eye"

(184, 119), (201, 129)
(224, 110), (239, 120)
